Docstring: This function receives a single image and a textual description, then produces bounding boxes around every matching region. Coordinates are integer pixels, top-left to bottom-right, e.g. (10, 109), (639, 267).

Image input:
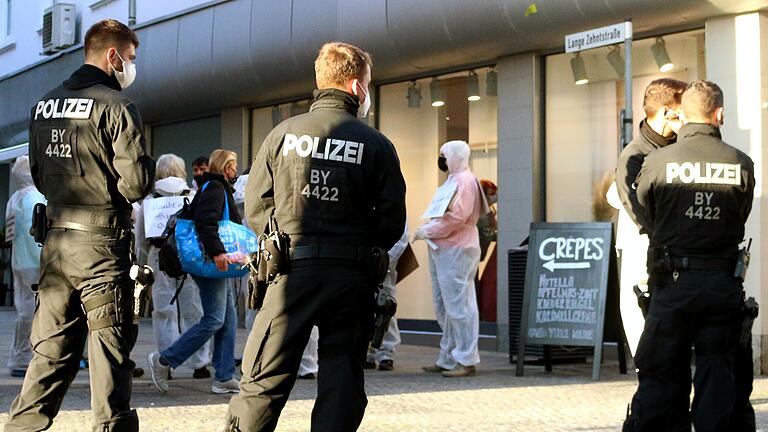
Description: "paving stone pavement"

(0, 308), (766, 431)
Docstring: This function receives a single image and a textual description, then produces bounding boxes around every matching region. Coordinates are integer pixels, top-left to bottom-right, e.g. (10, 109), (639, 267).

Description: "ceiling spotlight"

(271, 106), (281, 127)
(407, 81), (421, 108)
(430, 77), (445, 107)
(570, 52), (589, 85)
(651, 37), (674, 72)
(486, 69), (497, 97)
(467, 71), (481, 101)
(606, 45), (625, 77)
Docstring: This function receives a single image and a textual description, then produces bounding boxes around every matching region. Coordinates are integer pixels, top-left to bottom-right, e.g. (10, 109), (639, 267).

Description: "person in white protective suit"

(5, 156), (46, 377)
(606, 182), (648, 356)
(415, 140), (485, 378)
(135, 154), (211, 379)
(234, 173), (319, 379)
(366, 225), (408, 371)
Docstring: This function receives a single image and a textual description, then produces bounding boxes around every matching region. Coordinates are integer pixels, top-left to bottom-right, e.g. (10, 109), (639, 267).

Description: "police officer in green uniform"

(5, 20), (155, 432)
(226, 42), (406, 432)
(623, 80), (755, 431)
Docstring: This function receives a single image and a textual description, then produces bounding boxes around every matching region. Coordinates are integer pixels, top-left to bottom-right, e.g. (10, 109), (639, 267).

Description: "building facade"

(1, 0), (768, 367)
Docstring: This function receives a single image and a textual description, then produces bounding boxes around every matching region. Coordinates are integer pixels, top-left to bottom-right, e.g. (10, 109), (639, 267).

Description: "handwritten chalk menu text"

(518, 223), (612, 348)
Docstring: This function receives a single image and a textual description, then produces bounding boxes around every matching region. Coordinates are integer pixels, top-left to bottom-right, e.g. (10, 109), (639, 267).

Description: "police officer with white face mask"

(5, 20), (154, 432)
(227, 42), (406, 432)
(623, 80), (755, 432)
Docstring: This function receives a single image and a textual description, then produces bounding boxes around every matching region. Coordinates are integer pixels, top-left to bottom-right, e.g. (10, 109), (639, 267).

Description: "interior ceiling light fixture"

(407, 81), (421, 108)
(606, 45), (625, 77)
(467, 71), (481, 101)
(570, 52), (589, 86)
(485, 69), (497, 96)
(430, 77), (445, 107)
(651, 37), (674, 73)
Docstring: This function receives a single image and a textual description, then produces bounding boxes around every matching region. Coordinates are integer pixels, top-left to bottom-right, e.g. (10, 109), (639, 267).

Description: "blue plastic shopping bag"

(175, 182), (257, 278)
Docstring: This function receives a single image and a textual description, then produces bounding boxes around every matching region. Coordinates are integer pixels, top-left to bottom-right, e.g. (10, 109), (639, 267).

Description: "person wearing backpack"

(134, 154), (211, 380)
(147, 149), (242, 394)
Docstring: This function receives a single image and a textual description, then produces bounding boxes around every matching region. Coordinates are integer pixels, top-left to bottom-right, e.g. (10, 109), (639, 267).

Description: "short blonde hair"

(155, 154), (186, 181)
(208, 149), (237, 175)
(682, 80), (724, 121)
(314, 42), (372, 89)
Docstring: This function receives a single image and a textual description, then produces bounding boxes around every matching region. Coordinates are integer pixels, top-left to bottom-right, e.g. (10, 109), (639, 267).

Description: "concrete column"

(495, 53), (543, 352)
(706, 12), (768, 372)
(220, 107), (250, 166)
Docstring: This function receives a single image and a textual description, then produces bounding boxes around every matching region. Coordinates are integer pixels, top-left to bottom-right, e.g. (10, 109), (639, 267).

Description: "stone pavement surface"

(0, 308), (766, 431)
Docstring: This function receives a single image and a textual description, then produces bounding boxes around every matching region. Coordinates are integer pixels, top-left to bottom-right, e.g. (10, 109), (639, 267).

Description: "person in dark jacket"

(623, 81), (755, 432)
(147, 149), (242, 395)
(5, 20), (155, 432)
(226, 42), (406, 432)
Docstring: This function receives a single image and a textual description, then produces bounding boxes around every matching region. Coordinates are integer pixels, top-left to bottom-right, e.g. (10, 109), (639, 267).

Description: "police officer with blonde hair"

(623, 80), (755, 431)
(226, 42), (406, 431)
(6, 19), (154, 432)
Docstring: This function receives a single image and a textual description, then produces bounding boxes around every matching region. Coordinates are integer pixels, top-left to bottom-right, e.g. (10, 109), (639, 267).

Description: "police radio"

(734, 238), (752, 282)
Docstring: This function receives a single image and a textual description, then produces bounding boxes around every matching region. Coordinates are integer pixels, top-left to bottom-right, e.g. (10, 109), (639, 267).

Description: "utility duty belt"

(50, 221), (125, 237)
(291, 245), (374, 262)
(30, 203), (128, 244)
(649, 245), (748, 281)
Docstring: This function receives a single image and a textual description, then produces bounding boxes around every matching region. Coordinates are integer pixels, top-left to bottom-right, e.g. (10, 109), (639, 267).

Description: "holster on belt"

(741, 296), (759, 348)
(30, 203), (48, 245)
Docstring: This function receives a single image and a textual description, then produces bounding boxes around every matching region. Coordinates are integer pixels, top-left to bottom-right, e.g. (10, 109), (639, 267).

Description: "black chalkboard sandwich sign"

(515, 222), (620, 380)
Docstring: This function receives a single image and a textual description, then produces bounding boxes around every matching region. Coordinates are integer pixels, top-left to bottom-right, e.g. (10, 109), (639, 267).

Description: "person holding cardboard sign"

(134, 154), (211, 381)
(414, 140), (485, 378)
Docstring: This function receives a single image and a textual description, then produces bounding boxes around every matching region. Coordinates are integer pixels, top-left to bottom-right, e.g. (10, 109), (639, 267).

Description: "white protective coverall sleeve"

(606, 181), (649, 356)
(420, 141), (482, 369)
(7, 156), (46, 370)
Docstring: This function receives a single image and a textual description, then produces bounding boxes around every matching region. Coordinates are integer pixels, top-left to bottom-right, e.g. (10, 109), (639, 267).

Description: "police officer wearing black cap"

(623, 80), (755, 432)
(226, 42), (406, 432)
(5, 19), (155, 432)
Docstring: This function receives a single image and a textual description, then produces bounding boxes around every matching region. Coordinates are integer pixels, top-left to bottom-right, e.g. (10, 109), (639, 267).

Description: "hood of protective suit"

(11, 156), (34, 189)
(440, 140), (471, 174)
(154, 176), (190, 196)
(233, 174), (249, 205)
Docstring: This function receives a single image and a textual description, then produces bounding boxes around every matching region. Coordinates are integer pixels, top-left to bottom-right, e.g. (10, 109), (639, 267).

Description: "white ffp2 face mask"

(353, 80), (371, 118)
(110, 52), (137, 89)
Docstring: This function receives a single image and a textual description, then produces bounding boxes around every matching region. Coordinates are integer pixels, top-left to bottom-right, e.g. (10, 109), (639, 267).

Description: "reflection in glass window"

(250, 99), (312, 159)
(545, 29), (705, 223)
(379, 67), (498, 322)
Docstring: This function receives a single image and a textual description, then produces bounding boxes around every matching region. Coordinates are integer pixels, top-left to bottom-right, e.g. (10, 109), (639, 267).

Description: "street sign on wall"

(565, 22), (632, 53)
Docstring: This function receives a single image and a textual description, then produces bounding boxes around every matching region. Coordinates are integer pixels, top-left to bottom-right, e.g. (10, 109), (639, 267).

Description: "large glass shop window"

(378, 67), (499, 322)
(545, 30), (705, 222)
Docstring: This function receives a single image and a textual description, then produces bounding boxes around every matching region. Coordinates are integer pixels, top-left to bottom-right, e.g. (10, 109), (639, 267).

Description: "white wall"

(705, 12), (768, 372)
(0, 0), (211, 78)
(379, 79), (440, 321)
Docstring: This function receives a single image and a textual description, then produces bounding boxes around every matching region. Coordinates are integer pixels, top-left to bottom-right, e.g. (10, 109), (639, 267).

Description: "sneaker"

(132, 367), (145, 378)
(378, 360), (394, 371)
(298, 372), (316, 380)
(193, 367), (211, 379)
(212, 378), (240, 394)
(441, 365), (476, 378)
(363, 359), (376, 370)
(147, 351), (170, 394)
(422, 364), (448, 373)
(10, 369), (26, 378)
